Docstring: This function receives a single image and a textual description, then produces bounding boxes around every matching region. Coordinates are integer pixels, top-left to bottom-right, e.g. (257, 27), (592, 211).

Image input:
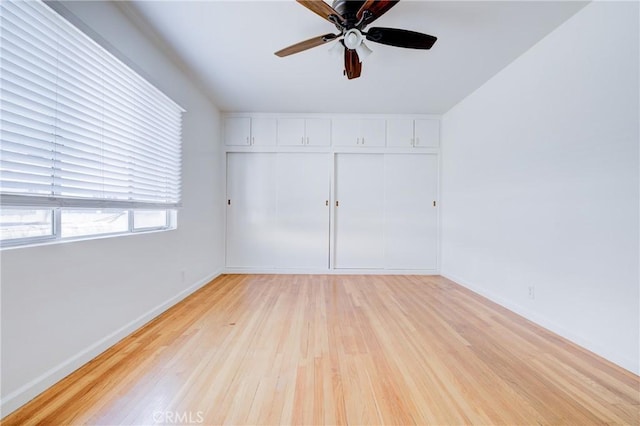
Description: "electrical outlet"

(528, 285), (535, 300)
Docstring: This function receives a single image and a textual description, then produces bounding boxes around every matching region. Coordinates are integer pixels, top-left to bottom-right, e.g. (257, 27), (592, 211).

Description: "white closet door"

(226, 153), (277, 268)
(275, 153), (330, 268)
(334, 154), (385, 268)
(384, 154), (438, 269)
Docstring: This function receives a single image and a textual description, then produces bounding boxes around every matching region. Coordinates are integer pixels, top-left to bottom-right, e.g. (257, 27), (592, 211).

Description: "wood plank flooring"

(3, 274), (639, 425)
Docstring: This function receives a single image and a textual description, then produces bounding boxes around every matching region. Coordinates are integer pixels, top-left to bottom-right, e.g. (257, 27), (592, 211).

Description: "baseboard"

(0, 269), (223, 418)
(223, 267), (439, 275)
(441, 271), (639, 376)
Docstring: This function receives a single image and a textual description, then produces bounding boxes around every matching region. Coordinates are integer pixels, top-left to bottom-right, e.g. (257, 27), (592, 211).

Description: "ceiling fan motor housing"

(332, 0), (367, 28)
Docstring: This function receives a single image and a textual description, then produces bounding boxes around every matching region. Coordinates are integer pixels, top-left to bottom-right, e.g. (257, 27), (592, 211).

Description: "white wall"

(441, 1), (639, 374)
(0, 1), (225, 416)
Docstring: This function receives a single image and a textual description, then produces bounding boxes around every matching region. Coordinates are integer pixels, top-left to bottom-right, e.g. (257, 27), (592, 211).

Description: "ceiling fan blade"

(275, 33), (339, 57)
(344, 48), (362, 80)
(356, 0), (400, 25)
(297, 0), (344, 24)
(366, 27), (437, 49)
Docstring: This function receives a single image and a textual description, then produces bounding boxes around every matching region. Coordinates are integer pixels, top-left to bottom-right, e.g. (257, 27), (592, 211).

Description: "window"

(0, 0), (184, 247)
(133, 210), (169, 231)
(0, 208), (53, 241)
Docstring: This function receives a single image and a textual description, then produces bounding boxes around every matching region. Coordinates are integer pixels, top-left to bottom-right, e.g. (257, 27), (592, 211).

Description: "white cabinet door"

(224, 117), (251, 146)
(277, 118), (306, 146)
(386, 119), (414, 148)
(251, 117), (277, 146)
(275, 153), (330, 268)
(360, 119), (386, 147)
(332, 118), (385, 147)
(226, 153), (277, 267)
(331, 119), (360, 146)
(384, 154), (438, 269)
(305, 118), (331, 146)
(334, 154), (385, 268)
(414, 119), (440, 148)
(278, 118), (330, 146)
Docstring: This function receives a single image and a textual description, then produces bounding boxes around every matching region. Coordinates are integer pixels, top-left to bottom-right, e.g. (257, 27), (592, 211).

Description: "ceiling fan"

(274, 0), (437, 80)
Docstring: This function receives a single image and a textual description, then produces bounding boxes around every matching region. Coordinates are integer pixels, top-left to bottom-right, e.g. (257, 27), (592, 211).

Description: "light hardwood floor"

(3, 274), (639, 425)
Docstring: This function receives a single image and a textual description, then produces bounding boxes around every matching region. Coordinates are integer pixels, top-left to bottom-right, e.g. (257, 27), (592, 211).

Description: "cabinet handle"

(325, 200), (329, 206)
(306, 137), (310, 145)
(228, 199), (231, 205)
(335, 201), (339, 207)
(433, 201), (436, 207)
(362, 137), (365, 145)
(356, 137), (360, 145)
(251, 136), (255, 145)
(246, 136), (249, 145)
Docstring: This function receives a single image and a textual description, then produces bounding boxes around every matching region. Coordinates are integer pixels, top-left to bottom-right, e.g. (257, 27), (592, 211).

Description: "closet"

(224, 114), (440, 272)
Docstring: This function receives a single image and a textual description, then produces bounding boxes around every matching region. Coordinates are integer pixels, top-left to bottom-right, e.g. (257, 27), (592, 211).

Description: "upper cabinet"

(277, 118), (331, 146)
(386, 119), (414, 148)
(224, 117), (250, 146)
(224, 117), (277, 146)
(224, 114), (440, 151)
(387, 118), (440, 148)
(332, 118), (386, 147)
(414, 119), (440, 148)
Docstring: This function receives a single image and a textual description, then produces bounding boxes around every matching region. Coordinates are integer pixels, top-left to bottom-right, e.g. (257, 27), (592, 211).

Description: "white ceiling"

(122, 1), (587, 114)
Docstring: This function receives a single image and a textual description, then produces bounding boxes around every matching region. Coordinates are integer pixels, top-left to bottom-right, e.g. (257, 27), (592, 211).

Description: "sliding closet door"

(334, 154), (385, 268)
(384, 154), (438, 269)
(226, 153), (277, 268)
(275, 153), (330, 269)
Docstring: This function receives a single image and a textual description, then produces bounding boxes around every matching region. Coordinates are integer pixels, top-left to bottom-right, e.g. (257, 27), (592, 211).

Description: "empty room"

(0, 0), (638, 424)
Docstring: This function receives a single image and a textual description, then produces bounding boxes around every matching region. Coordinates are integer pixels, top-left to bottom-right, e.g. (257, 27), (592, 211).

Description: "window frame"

(0, 207), (177, 249)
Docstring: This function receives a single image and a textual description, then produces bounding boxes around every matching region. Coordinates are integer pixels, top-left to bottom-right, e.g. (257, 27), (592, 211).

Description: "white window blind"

(0, 0), (184, 210)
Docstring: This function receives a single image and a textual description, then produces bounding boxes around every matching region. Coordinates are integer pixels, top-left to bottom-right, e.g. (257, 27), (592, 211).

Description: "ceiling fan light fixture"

(343, 28), (363, 50)
(355, 41), (372, 61)
(328, 40), (345, 57)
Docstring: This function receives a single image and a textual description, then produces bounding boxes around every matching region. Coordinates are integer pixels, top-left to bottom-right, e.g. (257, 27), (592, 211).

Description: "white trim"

(0, 269), (222, 418)
(441, 272), (640, 376)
